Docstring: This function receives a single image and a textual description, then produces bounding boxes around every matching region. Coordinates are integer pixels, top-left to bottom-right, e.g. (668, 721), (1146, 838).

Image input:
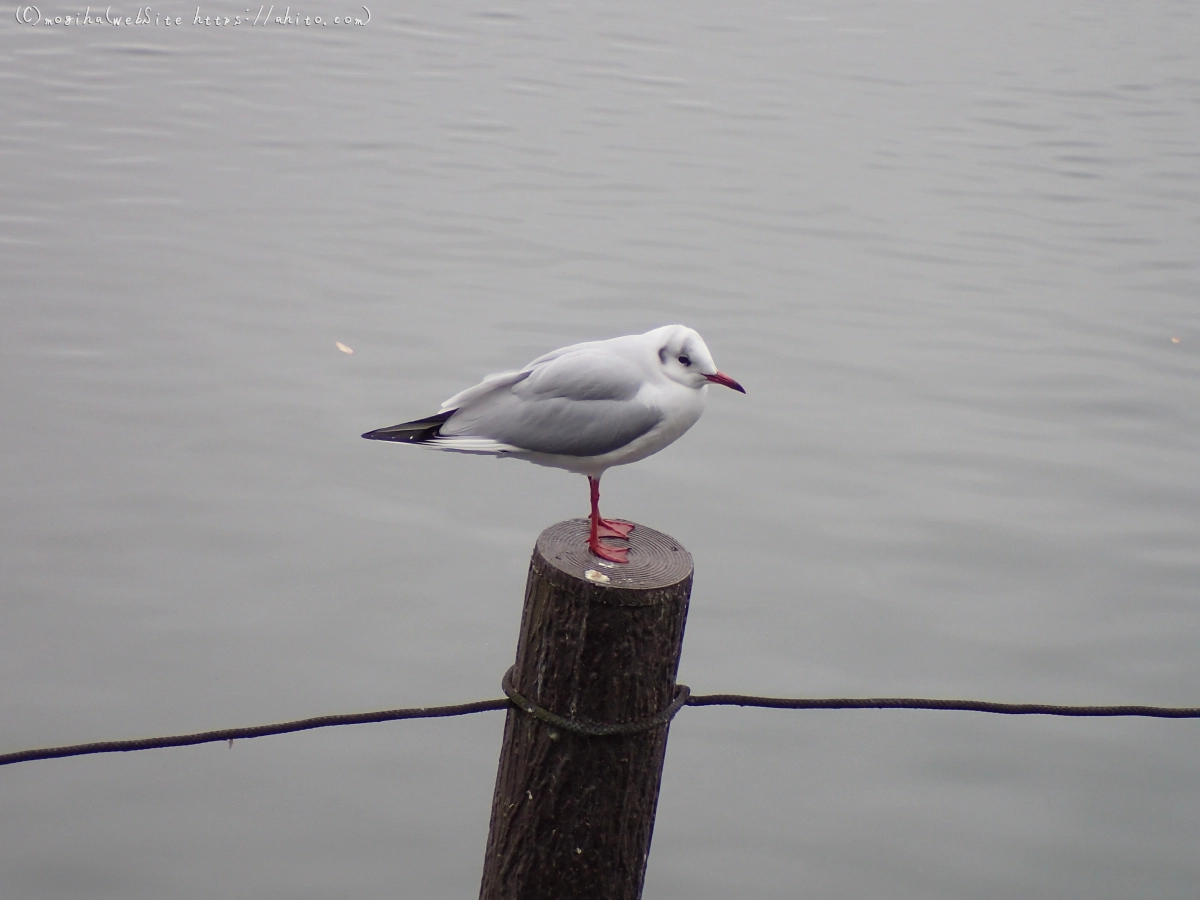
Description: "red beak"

(705, 371), (746, 393)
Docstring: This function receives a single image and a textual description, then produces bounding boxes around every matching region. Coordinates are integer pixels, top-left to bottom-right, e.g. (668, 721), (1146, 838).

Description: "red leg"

(588, 475), (629, 564)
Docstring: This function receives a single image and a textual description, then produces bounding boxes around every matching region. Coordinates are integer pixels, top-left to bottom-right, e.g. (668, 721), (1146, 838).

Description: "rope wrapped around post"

(501, 665), (691, 737)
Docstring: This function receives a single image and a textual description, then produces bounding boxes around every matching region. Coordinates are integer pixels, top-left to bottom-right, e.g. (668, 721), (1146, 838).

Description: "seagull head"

(650, 325), (746, 394)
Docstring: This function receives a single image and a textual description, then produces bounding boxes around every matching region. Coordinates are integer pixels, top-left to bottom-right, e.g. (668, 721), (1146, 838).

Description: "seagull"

(362, 325), (745, 563)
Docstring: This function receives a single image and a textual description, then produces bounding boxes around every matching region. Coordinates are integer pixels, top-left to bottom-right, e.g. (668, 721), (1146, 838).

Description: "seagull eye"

(678, 355), (691, 366)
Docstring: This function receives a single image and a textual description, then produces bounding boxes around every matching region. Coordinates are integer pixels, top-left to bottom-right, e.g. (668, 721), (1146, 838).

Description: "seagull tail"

(361, 410), (456, 444)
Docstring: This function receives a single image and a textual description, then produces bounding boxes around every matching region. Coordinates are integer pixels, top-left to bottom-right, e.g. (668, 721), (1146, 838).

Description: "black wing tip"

(361, 429), (398, 441)
(362, 409), (454, 444)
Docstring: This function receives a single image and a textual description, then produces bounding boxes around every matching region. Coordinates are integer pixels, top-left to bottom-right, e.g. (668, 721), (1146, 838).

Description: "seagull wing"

(439, 346), (662, 457)
(440, 368), (532, 412)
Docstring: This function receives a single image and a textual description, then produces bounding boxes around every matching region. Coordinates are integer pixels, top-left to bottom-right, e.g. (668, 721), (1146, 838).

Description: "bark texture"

(479, 519), (693, 900)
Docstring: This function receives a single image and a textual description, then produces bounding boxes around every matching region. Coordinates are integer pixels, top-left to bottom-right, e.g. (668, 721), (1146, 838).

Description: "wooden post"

(479, 518), (693, 900)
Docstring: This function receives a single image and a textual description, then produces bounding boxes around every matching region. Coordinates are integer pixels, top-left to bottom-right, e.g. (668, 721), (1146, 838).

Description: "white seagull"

(363, 324), (745, 563)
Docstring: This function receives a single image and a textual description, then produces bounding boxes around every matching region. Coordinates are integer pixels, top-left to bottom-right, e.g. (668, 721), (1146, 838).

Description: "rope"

(502, 666), (691, 736)
(3, 686), (1198, 767)
(0, 699), (509, 767)
(685, 695), (1200, 718)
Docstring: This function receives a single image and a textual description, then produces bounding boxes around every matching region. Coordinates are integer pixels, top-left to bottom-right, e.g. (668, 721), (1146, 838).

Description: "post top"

(534, 519), (693, 596)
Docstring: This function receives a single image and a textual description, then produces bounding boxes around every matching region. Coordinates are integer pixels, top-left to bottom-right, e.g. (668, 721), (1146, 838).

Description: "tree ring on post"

(534, 518), (694, 606)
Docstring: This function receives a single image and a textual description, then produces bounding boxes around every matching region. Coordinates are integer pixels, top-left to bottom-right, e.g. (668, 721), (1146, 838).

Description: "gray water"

(3, 2), (1199, 897)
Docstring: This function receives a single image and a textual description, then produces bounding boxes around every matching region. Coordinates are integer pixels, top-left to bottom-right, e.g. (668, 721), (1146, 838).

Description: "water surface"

(2, 3), (1199, 898)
